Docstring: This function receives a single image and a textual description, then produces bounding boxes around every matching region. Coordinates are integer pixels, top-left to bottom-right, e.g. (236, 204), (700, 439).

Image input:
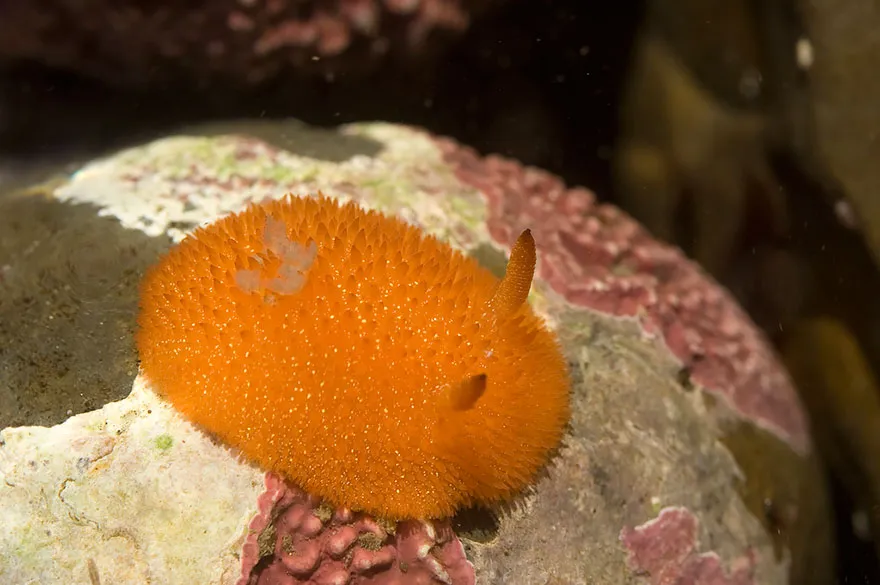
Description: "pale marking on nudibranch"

(235, 216), (318, 296)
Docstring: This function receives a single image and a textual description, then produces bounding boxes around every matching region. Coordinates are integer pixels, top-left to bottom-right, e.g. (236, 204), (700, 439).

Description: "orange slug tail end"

(490, 229), (537, 318)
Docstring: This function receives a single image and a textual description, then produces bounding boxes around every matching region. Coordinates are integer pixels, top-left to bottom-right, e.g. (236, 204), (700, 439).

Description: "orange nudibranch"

(136, 193), (570, 520)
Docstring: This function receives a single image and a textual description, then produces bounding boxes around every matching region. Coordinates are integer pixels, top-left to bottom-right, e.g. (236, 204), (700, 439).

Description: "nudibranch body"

(136, 193), (570, 520)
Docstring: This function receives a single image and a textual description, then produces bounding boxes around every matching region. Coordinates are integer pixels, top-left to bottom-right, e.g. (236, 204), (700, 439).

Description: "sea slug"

(136, 193), (570, 520)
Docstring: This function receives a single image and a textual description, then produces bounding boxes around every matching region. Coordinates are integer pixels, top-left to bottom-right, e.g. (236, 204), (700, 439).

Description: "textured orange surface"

(136, 194), (570, 520)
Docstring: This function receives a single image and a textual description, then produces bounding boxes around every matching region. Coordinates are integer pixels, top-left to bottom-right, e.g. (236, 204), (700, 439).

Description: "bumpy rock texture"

(0, 121), (832, 584)
(240, 473), (474, 585)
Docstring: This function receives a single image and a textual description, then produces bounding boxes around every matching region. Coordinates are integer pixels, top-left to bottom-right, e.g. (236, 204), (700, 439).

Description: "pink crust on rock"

(238, 473), (476, 585)
(0, 1), (480, 87)
(435, 139), (810, 455)
(248, 0), (469, 58)
(620, 507), (756, 585)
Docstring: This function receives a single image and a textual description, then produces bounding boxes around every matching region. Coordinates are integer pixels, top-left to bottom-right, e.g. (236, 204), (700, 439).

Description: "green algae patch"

(154, 434), (174, 451)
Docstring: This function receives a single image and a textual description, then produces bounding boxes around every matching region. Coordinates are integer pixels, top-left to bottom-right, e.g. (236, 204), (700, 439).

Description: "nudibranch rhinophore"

(136, 193), (571, 520)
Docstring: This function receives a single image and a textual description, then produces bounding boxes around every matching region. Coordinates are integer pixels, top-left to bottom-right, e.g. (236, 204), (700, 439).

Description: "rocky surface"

(0, 377), (265, 584)
(609, 7), (880, 577)
(0, 0), (495, 88)
(0, 121), (832, 584)
(0, 194), (171, 428)
(240, 473), (475, 585)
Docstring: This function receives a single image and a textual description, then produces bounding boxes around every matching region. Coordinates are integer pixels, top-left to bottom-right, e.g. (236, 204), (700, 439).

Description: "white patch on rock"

(0, 376), (263, 585)
(53, 136), (320, 242)
(52, 123), (492, 252)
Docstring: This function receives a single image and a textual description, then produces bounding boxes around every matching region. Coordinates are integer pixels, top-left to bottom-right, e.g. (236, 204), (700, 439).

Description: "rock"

(0, 193), (171, 428)
(0, 121), (833, 584)
(0, 377), (264, 584)
(611, 10), (880, 578)
(0, 0), (493, 88)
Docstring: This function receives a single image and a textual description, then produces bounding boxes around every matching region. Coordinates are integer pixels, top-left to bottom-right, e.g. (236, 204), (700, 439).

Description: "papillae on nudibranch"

(136, 193), (571, 520)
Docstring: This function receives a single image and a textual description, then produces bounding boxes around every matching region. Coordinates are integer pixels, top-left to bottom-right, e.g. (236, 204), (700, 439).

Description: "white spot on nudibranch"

(235, 215), (318, 296)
